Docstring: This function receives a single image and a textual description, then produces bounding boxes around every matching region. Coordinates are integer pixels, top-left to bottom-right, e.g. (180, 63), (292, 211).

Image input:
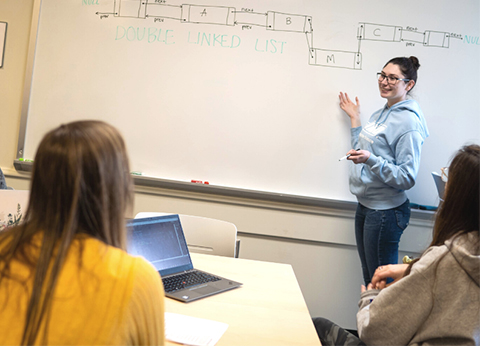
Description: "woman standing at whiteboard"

(338, 56), (429, 285)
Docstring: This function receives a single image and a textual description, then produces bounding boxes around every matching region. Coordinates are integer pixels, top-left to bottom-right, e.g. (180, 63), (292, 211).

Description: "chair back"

(431, 172), (446, 202)
(135, 212), (239, 258)
(0, 190), (29, 231)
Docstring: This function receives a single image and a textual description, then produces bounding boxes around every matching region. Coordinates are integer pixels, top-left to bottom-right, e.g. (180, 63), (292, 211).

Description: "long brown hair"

(431, 144), (479, 243)
(0, 120), (133, 344)
(405, 144), (480, 274)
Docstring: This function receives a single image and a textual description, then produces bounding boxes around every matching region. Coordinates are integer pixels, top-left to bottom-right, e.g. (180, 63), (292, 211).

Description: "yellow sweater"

(0, 233), (165, 345)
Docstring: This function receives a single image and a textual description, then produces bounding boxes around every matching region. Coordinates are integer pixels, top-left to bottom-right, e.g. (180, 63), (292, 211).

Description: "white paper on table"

(165, 312), (229, 346)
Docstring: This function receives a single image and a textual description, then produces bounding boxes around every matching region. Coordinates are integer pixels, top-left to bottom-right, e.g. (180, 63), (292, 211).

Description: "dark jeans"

(355, 199), (411, 285)
(313, 317), (366, 346)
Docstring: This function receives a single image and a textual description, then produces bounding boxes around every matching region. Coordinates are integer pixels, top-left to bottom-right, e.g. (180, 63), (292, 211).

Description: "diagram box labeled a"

(181, 5), (235, 26)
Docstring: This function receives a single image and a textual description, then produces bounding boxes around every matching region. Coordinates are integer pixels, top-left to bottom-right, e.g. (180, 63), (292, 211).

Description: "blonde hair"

(0, 120), (133, 344)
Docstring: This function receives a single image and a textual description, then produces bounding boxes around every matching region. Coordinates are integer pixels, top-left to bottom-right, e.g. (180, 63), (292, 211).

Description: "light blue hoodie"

(350, 99), (429, 210)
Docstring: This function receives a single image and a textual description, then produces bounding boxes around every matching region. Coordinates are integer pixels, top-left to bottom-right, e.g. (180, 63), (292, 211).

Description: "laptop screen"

(126, 215), (193, 276)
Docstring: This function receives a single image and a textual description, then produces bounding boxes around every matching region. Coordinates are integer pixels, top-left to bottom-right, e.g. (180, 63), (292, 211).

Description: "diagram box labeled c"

(358, 23), (402, 42)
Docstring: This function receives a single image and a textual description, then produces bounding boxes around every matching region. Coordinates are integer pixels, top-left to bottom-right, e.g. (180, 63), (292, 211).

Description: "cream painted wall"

(1, 0), (434, 330)
(0, 0), (34, 170)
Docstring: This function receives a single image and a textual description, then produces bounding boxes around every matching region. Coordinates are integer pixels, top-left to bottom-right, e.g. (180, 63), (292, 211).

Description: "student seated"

(0, 167), (7, 189)
(0, 121), (165, 345)
(314, 144), (480, 346)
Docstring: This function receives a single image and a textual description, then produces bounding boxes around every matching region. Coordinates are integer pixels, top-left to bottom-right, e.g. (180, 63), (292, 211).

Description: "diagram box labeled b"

(267, 11), (312, 33)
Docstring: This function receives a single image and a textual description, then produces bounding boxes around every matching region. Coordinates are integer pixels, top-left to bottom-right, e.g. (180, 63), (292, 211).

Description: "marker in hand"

(339, 148), (360, 161)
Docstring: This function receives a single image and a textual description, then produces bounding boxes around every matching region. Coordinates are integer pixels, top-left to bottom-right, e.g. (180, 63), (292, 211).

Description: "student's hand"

(339, 92), (361, 127)
(371, 264), (409, 289)
(347, 149), (370, 164)
(361, 283), (375, 293)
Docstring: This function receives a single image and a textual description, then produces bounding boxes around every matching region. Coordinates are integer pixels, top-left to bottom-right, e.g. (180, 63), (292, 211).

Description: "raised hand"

(339, 92), (361, 127)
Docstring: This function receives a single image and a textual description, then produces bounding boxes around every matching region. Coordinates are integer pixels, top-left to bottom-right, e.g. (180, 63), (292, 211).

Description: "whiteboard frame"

(17, 0), (42, 160)
(0, 22), (7, 68)
(12, 159), (435, 221)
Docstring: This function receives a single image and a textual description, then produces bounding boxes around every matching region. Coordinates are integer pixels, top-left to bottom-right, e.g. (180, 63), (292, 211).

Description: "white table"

(165, 253), (321, 346)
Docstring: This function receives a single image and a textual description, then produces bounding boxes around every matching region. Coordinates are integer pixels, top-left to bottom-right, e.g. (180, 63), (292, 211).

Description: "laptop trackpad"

(189, 285), (218, 295)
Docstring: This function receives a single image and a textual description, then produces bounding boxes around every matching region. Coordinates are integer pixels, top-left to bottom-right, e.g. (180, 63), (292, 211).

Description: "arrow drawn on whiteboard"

(97, 1), (462, 70)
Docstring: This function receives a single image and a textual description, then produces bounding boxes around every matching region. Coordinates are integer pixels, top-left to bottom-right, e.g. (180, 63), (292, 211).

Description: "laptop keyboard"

(162, 271), (221, 293)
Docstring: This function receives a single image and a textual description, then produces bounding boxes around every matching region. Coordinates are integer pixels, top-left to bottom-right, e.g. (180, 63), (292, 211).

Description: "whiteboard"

(20, 0), (480, 206)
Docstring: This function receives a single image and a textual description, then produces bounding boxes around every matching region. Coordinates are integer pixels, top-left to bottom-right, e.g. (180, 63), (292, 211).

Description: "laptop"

(126, 215), (242, 302)
(431, 172), (446, 201)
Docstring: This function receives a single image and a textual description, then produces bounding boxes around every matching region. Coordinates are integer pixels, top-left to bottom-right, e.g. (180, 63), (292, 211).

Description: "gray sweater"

(357, 231), (479, 346)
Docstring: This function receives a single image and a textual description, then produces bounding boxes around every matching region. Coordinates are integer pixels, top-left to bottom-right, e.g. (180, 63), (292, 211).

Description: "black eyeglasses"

(377, 72), (410, 85)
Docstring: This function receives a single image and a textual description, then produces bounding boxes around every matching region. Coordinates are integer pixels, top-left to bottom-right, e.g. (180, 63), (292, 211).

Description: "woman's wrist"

(350, 116), (361, 128)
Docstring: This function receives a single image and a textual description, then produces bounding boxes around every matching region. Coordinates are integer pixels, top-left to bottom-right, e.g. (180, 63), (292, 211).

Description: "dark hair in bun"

(384, 56), (420, 92)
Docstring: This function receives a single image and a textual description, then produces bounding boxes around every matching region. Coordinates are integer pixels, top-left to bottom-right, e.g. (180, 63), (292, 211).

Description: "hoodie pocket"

(349, 164), (367, 197)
